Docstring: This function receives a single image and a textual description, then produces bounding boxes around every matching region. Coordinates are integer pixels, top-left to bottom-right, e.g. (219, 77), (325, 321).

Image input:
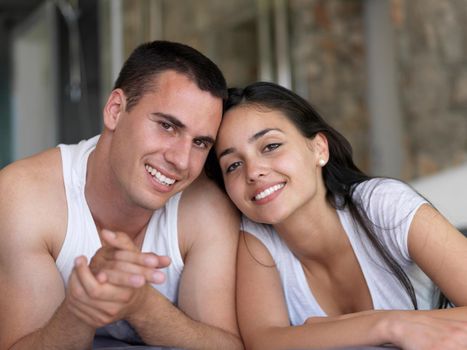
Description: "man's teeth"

(145, 165), (176, 186)
(254, 183), (285, 201)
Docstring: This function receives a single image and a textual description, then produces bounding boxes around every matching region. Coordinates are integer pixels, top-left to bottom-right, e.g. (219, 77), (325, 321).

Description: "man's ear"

(103, 89), (126, 131)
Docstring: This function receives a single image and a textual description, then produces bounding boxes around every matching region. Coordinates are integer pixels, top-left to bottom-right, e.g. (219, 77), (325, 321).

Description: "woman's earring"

(319, 159), (326, 167)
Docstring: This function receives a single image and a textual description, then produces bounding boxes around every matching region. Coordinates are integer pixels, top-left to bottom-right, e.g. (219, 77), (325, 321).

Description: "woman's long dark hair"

(206, 81), (448, 309)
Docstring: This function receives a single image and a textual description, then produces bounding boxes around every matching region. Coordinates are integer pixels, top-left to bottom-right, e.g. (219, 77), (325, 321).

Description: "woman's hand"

(306, 310), (467, 350)
(388, 312), (467, 350)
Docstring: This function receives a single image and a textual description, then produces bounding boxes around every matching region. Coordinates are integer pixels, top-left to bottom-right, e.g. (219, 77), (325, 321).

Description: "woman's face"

(215, 105), (328, 225)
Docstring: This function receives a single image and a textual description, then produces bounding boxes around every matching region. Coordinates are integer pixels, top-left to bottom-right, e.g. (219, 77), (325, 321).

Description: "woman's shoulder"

(241, 216), (286, 248)
(352, 177), (428, 230)
(241, 215), (274, 235)
(353, 178), (425, 206)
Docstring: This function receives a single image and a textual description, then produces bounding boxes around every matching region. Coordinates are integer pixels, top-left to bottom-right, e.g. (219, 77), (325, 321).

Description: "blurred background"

(0, 0), (466, 230)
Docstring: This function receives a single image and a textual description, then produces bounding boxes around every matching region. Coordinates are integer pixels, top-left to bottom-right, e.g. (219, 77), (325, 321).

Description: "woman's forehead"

(223, 104), (289, 122)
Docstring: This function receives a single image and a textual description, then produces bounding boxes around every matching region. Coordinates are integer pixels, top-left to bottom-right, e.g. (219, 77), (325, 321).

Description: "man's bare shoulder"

(178, 172), (240, 251)
(180, 172), (239, 221)
(0, 147), (64, 204)
(0, 148), (66, 254)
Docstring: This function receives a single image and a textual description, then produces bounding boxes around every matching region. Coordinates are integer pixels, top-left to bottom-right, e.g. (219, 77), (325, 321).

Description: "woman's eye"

(226, 161), (242, 173)
(264, 143), (281, 152)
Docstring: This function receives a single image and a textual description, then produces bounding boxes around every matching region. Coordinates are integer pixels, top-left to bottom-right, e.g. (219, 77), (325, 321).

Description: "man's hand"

(90, 229), (171, 287)
(65, 229), (171, 328)
(65, 255), (149, 328)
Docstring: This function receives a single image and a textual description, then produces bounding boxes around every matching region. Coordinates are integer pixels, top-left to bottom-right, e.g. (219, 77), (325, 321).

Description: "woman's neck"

(274, 196), (349, 265)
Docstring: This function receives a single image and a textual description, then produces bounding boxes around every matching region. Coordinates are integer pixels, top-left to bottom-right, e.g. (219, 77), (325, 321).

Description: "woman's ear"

(308, 132), (329, 166)
(103, 89), (126, 131)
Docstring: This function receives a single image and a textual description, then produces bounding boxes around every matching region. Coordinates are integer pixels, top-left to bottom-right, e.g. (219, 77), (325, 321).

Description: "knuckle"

(71, 286), (85, 300)
(121, 290), (133, 303)
(97, 315), (111, 326)
(113, 250), (124, 260)
(108, 305), (120, 317)
(115, 231), (129, 242)
(87, 285), (101, 299)
(110, 260), (123, 271)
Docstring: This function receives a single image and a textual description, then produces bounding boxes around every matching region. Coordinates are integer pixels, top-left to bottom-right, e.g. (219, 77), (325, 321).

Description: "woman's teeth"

(254, 183), (284, 200)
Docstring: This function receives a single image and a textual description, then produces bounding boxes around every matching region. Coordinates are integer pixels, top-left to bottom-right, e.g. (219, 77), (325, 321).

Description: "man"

(0, 41), (242, 349)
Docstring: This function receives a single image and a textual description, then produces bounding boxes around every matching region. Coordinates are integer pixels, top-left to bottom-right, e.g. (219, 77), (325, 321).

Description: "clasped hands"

(66, 229), (170, 328)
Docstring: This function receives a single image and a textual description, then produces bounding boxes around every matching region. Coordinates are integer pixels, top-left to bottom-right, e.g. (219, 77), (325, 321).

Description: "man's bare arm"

(0, 151), (95, 350)
(129, 175), (242, 349)
(76, 175), (243, 349)
(59, 174), (242, 349)
(68, 222), (242, 349)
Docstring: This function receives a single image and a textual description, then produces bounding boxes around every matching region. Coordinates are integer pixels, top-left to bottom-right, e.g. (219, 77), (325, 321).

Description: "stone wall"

(113, 0), (467, 180)
(394, 0), (467, 178)
(120, 0), (259, 88)
(289, 0), (369, 172)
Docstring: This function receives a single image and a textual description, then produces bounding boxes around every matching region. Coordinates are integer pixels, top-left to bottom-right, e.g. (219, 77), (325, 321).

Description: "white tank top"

(56, 136), (184, 344)
(242, 179), (439, 326)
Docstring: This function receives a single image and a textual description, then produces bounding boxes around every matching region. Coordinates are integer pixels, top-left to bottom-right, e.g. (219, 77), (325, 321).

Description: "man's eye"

(193, 139), (208, 149)
(226, 161), (242, 173)
(159, 121), (174, 130)
(264, 143), (281, 152)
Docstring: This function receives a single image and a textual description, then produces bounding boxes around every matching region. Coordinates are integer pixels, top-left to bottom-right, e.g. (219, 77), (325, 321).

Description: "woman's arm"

(237, 215), (467, 350)
(408, 204), (467, 307)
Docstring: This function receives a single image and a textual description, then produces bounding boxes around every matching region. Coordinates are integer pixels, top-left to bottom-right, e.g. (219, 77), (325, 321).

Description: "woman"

(206, 82), (467, 349)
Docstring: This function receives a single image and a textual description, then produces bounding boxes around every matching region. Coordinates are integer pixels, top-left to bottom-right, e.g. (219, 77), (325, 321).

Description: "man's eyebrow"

(218, 128), (283, 159)
(152, 112), (216, 144)
(152, 112), (186, 129)
(195, 136), (215, 145)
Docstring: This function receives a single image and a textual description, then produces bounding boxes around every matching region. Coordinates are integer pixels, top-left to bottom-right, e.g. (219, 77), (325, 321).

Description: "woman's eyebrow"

(218, 128), (284, 159)
(248, 128), (283, 143)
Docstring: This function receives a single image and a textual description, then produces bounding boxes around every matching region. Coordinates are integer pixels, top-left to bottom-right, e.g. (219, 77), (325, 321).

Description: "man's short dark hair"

(113, 40), (227, 111)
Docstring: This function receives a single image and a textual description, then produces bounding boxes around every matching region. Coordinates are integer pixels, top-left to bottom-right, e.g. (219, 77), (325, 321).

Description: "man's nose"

(165, 137), (192, 171)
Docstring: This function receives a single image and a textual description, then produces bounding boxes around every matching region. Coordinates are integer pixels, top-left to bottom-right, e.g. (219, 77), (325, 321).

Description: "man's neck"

(84, 144), (153, 244)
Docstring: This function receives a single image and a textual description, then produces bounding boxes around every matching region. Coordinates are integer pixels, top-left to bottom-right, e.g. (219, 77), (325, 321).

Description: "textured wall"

(116, 0), (467, 180)
(290, 0), (467, 178)
(394, 0), (467, 177)
(289, 0), (369, 172)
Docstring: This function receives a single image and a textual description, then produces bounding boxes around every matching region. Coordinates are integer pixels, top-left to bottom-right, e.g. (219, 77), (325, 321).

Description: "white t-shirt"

(242, 178), (440, 326)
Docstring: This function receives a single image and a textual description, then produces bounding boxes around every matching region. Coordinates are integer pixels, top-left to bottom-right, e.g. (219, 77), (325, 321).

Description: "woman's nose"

(246, 161), (268, 183)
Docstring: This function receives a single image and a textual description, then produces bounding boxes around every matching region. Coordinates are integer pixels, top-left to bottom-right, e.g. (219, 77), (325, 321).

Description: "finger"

(98, 257), (166, 285)
(68, 295), (127, 327)
(99, 269), (145, 287)
(68, 302), (104, 328)
(68, 298), (112, 328)
(155, 254), (171, 268)
(89, 247), (118, 276)
(113, 250), (171, 269)
(100, 229), (138, 252)
(92, 245), (120, 261)
(102, 266), (165, 286)
(96, 271), (108, 283)
(73, 266), (137, 303)
(97, 256), (160, 278)
(74, 256), (110, 300)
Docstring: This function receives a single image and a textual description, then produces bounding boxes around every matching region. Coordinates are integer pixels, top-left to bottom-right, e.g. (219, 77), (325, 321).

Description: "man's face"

(106, 70), (223, 210)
